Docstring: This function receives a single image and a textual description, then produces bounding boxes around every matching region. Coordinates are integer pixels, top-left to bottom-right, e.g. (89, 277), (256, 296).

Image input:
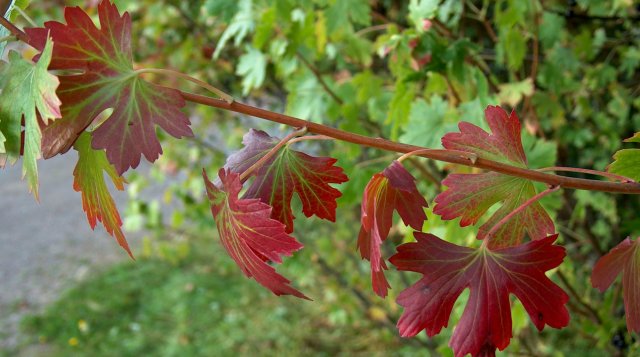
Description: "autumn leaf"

(0, 36), (61, 199)
(591, 237), (640, 333)
(225, 129), (348, 232)
(433, 106), (554, 248)
(73, 132), (131, 258)
(203, 168), (309, 299)
(357, 160), (427, 297)
(25, 1), (192, 174)
(390, 233), (569, 357)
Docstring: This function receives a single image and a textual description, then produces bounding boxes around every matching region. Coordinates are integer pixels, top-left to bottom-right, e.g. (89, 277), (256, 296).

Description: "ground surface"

(0, 155), (132, 352)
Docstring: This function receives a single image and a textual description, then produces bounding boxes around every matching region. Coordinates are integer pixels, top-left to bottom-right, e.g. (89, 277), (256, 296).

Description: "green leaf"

(400, 96), (456, 149)
(213, 0), (255, 58)
(608, 148), (640, 182)
(503, 26), (526, 71)
(408, 0), (438, 31)
(236, 47), (267, 96)
(0, 37), (61, 199)
(387, 80), (416, 140)
(497, 78), (534, 107)
(73, 132), (131, 257)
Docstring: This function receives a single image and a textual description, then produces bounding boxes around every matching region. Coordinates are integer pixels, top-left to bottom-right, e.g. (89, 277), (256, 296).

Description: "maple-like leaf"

(433, 106), (554, 248)
(73, 132), (132, 257)
(607, 132), (640, 182)
(357, 160), (428, 297)
(0, 37), (61, 199)
(591, 237), (640, 333)
(26, 1), (192, 174)
(390, 233), (569, 357)
(203, 168), (309, 299)
(225, 129), (348, 233)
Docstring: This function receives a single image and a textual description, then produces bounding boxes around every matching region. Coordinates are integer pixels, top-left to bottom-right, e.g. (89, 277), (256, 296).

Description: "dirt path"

(0, 155), (133, 351)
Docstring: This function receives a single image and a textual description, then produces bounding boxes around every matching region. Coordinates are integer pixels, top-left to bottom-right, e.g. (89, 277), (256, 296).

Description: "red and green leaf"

(0, 36), (61, 199)
(357, 160), (427, 297)
(203, 168), (309, 299)
(25, 1), (192, 174)
(433, 106), (554, 248)
(73, 132), (131, 257)
(225, 129), (348, 232)
(591, 237), (640, 333)
(390, 233), (569, 357)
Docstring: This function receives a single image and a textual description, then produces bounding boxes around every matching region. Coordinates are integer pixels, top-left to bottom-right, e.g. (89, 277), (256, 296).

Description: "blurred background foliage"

(9, 0), (640, 356)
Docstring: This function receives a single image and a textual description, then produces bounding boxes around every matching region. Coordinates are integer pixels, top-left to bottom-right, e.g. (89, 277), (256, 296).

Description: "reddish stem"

(538, 166), (635, 183)
(287, 135), (334, 145)
(179, 91), (640, 195)
(483, 185), (561, 244)
(0, 15), (28, 43)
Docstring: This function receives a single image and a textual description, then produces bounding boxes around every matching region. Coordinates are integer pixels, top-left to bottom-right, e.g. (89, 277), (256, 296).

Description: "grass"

(16, 240), (424, 357)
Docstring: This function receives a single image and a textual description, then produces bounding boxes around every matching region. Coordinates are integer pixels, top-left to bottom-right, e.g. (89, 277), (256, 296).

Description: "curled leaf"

(203, 168), (309, 299)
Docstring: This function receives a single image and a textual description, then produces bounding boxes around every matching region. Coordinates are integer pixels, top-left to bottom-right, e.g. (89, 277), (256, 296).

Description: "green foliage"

(8, 0), (640, 355)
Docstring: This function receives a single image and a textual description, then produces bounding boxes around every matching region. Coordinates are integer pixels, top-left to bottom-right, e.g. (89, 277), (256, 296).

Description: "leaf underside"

(225, 129), (348, 232)
(203, 168), (309, 300)
(357, 160), (427, 297)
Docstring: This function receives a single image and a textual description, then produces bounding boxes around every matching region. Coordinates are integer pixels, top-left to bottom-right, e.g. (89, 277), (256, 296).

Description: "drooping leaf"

(357, 160), (428, 297)
(225, 129), (348, 233)
(591, 237), (640, 333)
(73, 132), (131, 257)
(0, 37), (61, 199)
(203, 168), (308, 299)
(25, 1), (192, 174)
(433, 106), (555, 248)
(390, 233), (569, 357)
(607, 133), (640, 182)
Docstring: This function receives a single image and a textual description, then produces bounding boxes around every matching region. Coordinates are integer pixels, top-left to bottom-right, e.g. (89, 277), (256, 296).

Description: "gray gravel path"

(0, 154), (134, 351)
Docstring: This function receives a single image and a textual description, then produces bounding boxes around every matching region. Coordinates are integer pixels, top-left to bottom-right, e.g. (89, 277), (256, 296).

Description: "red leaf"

(390, 233), (569, 357)
(26, 1), (192, 174)
(433, 106), (554, 248)
(357, 161), (428, 297)
(203, 168), (309, 299)
(591, 237), (640, 333)
(225, 129), (348, 232)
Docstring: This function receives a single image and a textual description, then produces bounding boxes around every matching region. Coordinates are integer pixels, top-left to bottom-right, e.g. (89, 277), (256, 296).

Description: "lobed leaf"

(203, 168), (309, 299)
(73, 132), (131, 257)
(591, 237), (640, 333)
(225, 129), (348, 233)
(607, 133), (640, 182)
(357, 160), (428, 297)
(390, 233), (569, 357)
(433, 106), (554, 248)
(0, 36), (61, 199)
(25, 1), (192, 174)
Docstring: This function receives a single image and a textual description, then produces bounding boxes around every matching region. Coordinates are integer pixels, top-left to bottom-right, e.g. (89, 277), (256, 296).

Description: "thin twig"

(179, 92), (640, 195)
(556, 270), (602, 324)
(538, 166), (635, 183)
(135, 68), (234, 103)
(287, 135), (334, 145)
(295, 52), (343, 105)
(398, 148), (477, 164)
(484, 185), (560, 242)
(239, 127), (307, 182)
(0, 15), (28, 42)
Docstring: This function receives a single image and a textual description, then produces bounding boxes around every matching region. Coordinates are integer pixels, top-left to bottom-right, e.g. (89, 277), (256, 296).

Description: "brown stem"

(0, 15), (28, 43)
(556, 270), (602, 324)
(484, 185), (560, 242)
(398, 148), (477, 164)
(239, 127), (307, 182)
(179, 91), (640, 195)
